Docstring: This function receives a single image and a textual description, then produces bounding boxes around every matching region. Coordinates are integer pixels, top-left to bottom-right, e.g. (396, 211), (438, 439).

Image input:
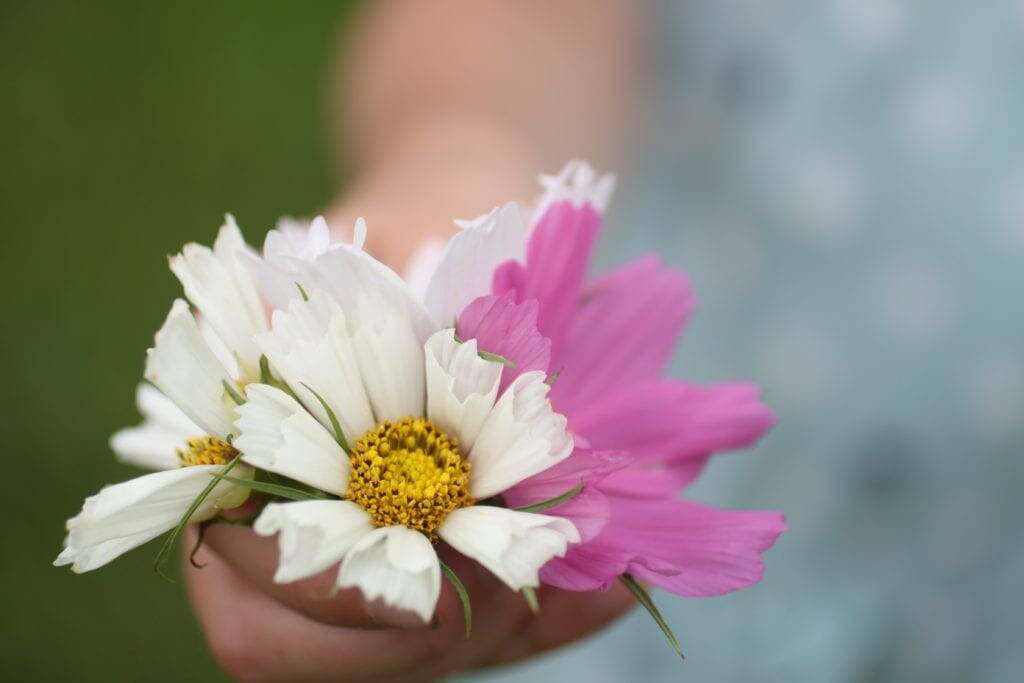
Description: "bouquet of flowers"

(55, 161), (785, 658)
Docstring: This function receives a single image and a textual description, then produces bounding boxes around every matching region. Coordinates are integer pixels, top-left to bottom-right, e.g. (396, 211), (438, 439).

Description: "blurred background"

(3, 1), (1023, 682)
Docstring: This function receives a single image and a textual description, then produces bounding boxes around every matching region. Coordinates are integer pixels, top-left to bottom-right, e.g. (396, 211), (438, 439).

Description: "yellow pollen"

(177, 436), (239, 467)
(348, 417), (472, 537)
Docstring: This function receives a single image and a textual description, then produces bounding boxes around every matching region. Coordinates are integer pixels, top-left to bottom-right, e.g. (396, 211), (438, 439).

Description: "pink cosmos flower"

(455, 161), (786, 597)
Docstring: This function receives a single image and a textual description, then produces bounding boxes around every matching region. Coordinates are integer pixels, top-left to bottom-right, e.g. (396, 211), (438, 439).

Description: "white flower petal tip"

(424, 329), (502, 451)
(54, 465), (252, 573)
(234, 384), (349, 495)
(424, 202), (529, 328)
(451, 200), (527, 232)
(352, 217), (367, 251)
(167, 217), (267, 376)
(536, 159), (616, 215)
(403, 238), (448, 302)
(257, 289), (376, 443)
(262, 216), (333, 262)
(439, 506), (580, 591)
(144, 299), (240, 439)
(338, 526), (441, 624)
(468, 371), (574, 499)
(110, 384), (204, 471)
(253, 500), (374, 584)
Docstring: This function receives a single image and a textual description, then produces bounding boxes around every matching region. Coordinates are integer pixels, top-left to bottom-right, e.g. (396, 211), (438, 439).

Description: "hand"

(185, 522), (634, 682)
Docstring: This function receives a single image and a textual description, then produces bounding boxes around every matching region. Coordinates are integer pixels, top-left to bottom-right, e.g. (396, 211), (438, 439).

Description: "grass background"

(0, 3), (358, 680)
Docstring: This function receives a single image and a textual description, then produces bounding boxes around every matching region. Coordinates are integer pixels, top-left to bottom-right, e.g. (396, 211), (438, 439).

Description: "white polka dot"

(875, 258), (957, 343)
(758, 318), (842, 410)
(788, 156), (863, 244)
(966, 353), (1024, 439)
(898, 75), (976, 154)
(836, 0), (906, 48)
(992, 172), (1024, 248)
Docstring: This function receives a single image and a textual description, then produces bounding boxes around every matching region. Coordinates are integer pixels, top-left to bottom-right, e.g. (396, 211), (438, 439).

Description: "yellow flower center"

(177, 436), (239, 467)
(348, 417), (472, 537)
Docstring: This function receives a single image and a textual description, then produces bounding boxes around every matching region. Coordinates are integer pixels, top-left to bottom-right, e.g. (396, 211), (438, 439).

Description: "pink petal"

(519, 487), (611, 543)
(455, 293), (551, 393)
(549, 255), (696, 418)
(492, 200), (602, 359)
(539, 542), (629, 591)
(506, 448), (632, 490)
(501, 449), (631, 543)
(569, 379), (775, 466)
(595, 461), (711, 498)
(542, 497), (786, 596)
(622, 500), (787, 597)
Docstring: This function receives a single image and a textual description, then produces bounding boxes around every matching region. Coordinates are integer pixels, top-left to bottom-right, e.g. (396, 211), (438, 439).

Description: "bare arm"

(327, 0), (646, 265)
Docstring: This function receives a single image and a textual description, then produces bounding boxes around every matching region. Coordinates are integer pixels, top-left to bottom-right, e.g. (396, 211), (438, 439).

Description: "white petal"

(168, 216), (267, 377)
(234, 384), (348, 495)
(251, 221), (436, 421)
(110, 384), (203, 471)
(257, 290), (375, 444)
(54, 464), (252, 573)
(424, 329), (501, 451)
(144, 299), (241, 439)
(253, 500), (373, 583)
(423, 202), (529, 327)
(351, 216), (367, 251)
(252, 219), (438, 344)
(198, 315), (241, 381)
(263, 215), (334, 261)
(533, 159), (616, 220)
(402, 237), (447, 303)
(349, 294), (425, 422)
(439, 506), (579, 590)
(468, 372), (573, 498)
(338, 526), (441, 623)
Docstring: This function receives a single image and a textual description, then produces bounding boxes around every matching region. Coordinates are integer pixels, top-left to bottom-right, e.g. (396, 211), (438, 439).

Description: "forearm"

(327, 0), (645, 265)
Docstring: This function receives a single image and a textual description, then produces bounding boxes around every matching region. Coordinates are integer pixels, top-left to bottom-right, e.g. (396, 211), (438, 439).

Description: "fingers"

(185, 528), (467, 682)
(197, 523), (526, 638)
(189, 524), (633, 679)
(489, 582), (636, 666)
(199, 522), (391, 629)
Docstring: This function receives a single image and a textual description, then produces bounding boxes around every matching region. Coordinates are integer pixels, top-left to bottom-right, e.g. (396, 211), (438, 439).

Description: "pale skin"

(186, 2), (647, 680)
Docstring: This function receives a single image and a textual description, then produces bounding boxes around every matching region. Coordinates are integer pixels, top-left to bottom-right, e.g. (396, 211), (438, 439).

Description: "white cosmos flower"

(241, 232), (579, 622)
(55, 217), (291, 573)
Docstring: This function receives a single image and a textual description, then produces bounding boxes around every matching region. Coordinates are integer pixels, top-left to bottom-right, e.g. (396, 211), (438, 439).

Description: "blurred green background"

(0, 2), (356, 680)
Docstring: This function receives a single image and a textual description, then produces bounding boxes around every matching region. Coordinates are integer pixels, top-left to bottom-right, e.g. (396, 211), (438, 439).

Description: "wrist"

(326, 112), (542, 268)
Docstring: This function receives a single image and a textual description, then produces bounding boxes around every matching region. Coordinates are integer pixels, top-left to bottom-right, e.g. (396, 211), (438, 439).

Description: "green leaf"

(300, 382), (350, 452)
(440, 559), (472, 639)
(513, 481), (584, 513)
(222, 380), (246, 406)
(521, 586), (540, 614)
(154, 456), (241, 581)
(619, 574), (684, 659)
(211, 473), (329, 501)
(296, 282), (310, 301)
